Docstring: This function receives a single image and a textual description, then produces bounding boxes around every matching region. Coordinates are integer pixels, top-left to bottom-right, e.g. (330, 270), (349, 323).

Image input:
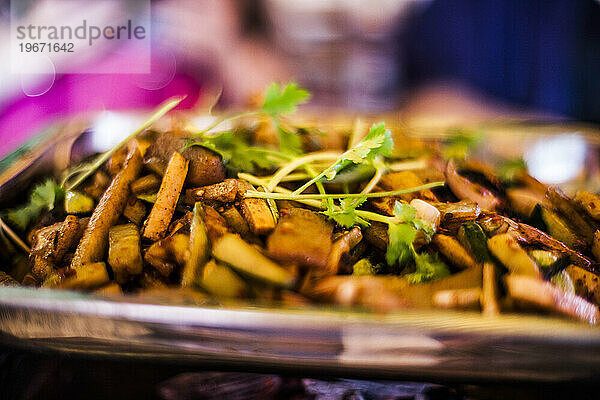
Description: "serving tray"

(1, 116), (600, 383)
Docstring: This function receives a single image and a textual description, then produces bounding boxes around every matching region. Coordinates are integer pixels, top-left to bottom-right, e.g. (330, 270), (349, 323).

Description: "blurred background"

(1, 0), (600, 157)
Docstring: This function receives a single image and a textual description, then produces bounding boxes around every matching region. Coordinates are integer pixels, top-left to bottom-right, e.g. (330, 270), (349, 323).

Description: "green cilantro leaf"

(352, 258), (383, 276)
(188, 132), (282, 173)
(5, 179), (64, 230)
(405, 252), (450, 284)
(386, 222), (416, 266)
(322, 196), (370, 228)
(294, 122), (393, 194)
(261, 83), (311, 117)
(278, 125), (303, 156)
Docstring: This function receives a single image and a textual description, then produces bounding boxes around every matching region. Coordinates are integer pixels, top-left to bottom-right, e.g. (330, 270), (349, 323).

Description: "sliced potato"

(487, 233), (541, 278)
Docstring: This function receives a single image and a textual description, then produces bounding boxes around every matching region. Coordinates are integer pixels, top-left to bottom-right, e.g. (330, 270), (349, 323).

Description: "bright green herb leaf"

(352, 258), (383, 276)
(261, 83), (311, 117)
(386, 222), (416, 266)
(322, 196), (370, 228)
(405, 252), (450, 284)
(278, 125), (303, 156)
(497, 157), (527, 182)
(5, 179), (64, 230)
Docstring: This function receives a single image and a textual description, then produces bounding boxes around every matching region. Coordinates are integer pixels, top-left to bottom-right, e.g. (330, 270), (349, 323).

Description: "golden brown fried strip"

(71, 146), (142, 267)
(142, 151), (189, 241)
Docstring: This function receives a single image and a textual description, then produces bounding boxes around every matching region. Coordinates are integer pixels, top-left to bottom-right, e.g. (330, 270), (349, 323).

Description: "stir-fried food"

(2, 83), (600, 326)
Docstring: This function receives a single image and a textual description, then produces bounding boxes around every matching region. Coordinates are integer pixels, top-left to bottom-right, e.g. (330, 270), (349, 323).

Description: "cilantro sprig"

(4, 179), (64, 230)
(192, 82), (310, 155)
(292, 122), (393, 195)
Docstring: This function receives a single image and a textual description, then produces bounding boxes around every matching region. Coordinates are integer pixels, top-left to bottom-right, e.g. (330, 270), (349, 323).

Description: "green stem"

(360, 158), (385, 195)
(387, 158), (428, 172)
(245, 181), (445, 201)
(0, 217), (30, 253)
(238, 173), (324, 209)
(195, 110), (260, 136)
(265, 151), (341, 192)
(64, 96), (185, 191)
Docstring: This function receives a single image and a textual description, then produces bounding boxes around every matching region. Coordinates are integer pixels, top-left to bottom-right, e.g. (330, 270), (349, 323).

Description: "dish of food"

(1, 83), (600, 329)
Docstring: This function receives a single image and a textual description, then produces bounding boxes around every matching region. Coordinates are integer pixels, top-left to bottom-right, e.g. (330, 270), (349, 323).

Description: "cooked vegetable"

(432, 234), (479, 270)
(142, 151), (189, 241)
(0, 271), (19, 286)
(144, 233), (189, 277)
(487, 233), (541, 278)
(64, 191), (94, 214)
(529, 204), (583, 249)
(445, 160), (500, 211)
(528, 249), (569, 279)
(326, 227), (362, 276)
(506, 188), (549, 218)
(546, 187), (596, 242)
(183, 179), (238, 205)
(352, 258), (382, 276)
(123, 197), (146, 225)
(433, 288), (481, 309)
(199, 259), (248, 298)
(481, 262), (500, 316)
(237, 180), (276, 235)
(71, 146), (142, 267)
(551, 270), (575, 294)
(181, 203), (210, 288)
(108, 223), (143, 283)
(267, 208), (333, 269)
(565, 264), (600, 306)
(505, 274), (599, 325)
(575, 191), (600, 221)
(43, 262), (110, 290)
(213, 233), (295, 288)
(131, 174), (161, 195)
(457, 222), (491, 263)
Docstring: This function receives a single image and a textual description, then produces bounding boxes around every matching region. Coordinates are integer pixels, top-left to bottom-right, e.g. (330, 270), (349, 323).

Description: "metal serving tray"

(1, 117), (600, 383)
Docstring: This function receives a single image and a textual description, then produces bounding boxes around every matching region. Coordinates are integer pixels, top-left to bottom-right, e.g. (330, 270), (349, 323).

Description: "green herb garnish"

(293, 122), (393, 194)
(441, 129), (483, 161)
(406, 252), (450, 284)
(497, 157), (527, 182)
(5, 179), (64, 230)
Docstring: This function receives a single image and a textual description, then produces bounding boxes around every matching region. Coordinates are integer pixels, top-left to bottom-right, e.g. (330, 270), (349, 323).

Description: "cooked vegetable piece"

(123, 197), (146, 225)
(220, 206), (254, 239)
(433, 288), (481, 309)
(237, 180), (276, 235)
(212, 233), (295, 288)
(0, 271), (19, 286)
(21, 273), (38, 286)
(528, 249), (569, 279)
(131, 174), (160, 195)
(267, 208), (333, 269)
(432, 200), (481, 231)
(445, 160), (500, 211)
(546, 187), (596, 242)
(137, 270), (169, 289)
(144, 131), (225, 186)
(325, 227), (362, 276)
(352, 258), (382, 276)
(199, 259), (248, 298)
(107, 145), (128, 175)
(529, 204), (583, 249)
(565, 265), (600, 306)
(83, 171), (110, 200)
(457, 222), (491, 263)
(410, 199), (441, 230)
(505, 274), (599, 325)
(184, 179), (239, 205)
(551, 270), (575, 294)
(575, 191), (600, 221)
(144, 233), (189, 277)
(71, 146), (143, 268)
(142, 151), (189, 241)
(181, 203), (210, 288)
(488, 233), (541, 278)
(201, 205), (230, 242)
(432, 234), (479, 270)
(108, 223), (143, 283)
(64, 191), (94, 214)
(94, 282), (123, 296)
(43, 262), (109, 290)
(481, 262), (500, 316)
(31, 257), (54, 281)
(593, 230), (600, 262)
(378, 171), (437, 202)
(506, 188), (549, 218)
